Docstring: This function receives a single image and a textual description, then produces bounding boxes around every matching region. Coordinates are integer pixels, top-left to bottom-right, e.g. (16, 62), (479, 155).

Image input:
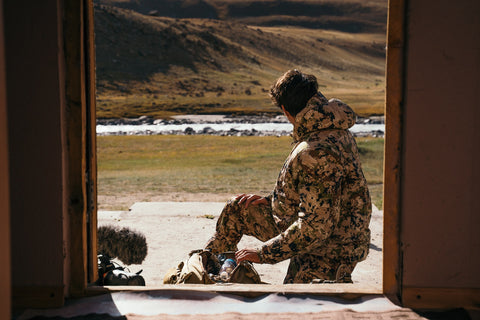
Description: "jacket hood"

(293, 93), (356, 141)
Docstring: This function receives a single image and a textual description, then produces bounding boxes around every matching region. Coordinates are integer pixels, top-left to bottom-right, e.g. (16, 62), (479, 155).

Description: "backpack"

(163, 249), (262, 284)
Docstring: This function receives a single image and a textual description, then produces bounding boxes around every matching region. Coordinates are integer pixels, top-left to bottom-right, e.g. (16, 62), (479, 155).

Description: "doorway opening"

(89, 0), (398, 294)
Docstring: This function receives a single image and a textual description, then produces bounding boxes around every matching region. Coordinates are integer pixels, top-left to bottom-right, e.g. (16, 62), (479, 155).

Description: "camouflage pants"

(283, 252), (359, 284)
(204, 197), (280, 253)
(204, 197), (361, 284)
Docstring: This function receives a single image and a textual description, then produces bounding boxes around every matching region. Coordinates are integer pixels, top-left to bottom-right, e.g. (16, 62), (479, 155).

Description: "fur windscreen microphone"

(97, 225), (148, 265)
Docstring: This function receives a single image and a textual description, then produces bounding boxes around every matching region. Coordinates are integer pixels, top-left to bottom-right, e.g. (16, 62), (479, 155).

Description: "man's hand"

(235, 248), (261, 263)
(235, 194), (268, 208)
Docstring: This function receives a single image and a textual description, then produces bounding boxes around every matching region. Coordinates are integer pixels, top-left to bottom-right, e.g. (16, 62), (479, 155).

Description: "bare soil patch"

(97, 195), (383, 288)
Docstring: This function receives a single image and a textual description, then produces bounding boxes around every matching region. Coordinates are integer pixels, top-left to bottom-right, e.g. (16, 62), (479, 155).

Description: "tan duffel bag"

(163, 249), (262, 284)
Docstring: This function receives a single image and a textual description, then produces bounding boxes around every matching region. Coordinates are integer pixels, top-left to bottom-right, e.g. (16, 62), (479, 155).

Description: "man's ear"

(281, 105), (295, 123)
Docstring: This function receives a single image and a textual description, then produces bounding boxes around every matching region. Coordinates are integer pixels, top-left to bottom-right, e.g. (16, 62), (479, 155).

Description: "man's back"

(266, 94), (372, 264)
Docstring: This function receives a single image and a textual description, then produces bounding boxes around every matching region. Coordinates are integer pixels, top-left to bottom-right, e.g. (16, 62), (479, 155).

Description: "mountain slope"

(94, 1), (387, 118)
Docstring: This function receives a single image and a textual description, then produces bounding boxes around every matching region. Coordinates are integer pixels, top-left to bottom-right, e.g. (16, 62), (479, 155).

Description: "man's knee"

(224, 197), (244, 213)
(218, 198), (244, 223)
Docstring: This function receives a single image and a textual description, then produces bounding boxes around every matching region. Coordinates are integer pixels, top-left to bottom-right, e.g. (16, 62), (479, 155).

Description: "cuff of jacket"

(258, 243), (286, 264)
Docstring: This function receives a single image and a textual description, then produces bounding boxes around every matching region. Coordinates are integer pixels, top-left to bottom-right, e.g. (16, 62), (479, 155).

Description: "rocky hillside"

(94, 0), (387, 118)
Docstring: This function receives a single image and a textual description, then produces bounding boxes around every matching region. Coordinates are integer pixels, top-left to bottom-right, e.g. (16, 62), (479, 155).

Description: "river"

(96, 115), (385, 137)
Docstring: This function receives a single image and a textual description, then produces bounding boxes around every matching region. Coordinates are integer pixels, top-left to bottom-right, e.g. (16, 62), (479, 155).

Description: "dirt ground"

(97, 194), (383, 288)
(97, 192), (234, 211)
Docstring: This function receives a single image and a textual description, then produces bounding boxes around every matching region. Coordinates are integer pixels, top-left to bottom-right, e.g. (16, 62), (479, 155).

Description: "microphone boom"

(97, 225), (148, 265)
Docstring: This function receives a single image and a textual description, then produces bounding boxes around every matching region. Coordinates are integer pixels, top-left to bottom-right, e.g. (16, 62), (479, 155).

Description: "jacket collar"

(293, 93), (356, 142)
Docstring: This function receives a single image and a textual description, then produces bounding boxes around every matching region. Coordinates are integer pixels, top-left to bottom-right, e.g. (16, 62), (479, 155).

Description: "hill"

(94, 0), (387, 118)
(96, 0), (386, 33)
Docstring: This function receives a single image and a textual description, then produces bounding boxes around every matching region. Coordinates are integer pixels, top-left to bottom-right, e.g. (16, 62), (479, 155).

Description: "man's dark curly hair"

(269, 69), (319, 117)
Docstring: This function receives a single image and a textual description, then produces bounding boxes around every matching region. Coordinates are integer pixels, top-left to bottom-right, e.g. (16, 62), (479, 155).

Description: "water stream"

(96, 122), (385, 137)
(96, 114), (385, 137)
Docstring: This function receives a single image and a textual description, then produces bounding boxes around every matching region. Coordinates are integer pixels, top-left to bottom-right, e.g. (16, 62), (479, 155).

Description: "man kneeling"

(205, 69), (372, 284)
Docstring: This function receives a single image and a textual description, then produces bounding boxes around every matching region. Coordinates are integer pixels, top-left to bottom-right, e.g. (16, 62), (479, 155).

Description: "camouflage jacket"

(259, 93), (372, 264)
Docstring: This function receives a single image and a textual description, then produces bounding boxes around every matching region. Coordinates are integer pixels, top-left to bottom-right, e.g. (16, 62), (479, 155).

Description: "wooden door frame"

(382, 0), (406, 303)
(64, 0), (98, 296)
(69, 0), (405, 301)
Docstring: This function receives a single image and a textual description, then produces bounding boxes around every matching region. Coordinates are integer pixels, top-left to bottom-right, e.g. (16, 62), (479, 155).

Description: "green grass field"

(97, 135), (384, 210)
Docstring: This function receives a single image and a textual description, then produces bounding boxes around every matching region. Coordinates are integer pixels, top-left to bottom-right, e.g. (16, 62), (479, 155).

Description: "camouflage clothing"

(205, 93), (372, 283)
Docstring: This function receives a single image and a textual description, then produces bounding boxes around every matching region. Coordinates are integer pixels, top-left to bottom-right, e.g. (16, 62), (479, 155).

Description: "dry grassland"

(97, 135), (384, 211)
